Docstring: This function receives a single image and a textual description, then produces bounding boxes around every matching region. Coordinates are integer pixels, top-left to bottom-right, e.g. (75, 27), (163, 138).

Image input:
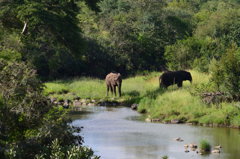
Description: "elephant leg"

(160, 82), (166, 88)
(118, 86), (121, 97)
(110, 85), (113, 95)
(113, 86), (117, 96)
(107, 85), (109, 96)
(177, 81), (183, 87)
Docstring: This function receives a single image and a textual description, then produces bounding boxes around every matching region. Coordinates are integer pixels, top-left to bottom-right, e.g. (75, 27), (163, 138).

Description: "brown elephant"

(105, 72), (122, 97)
(159, 70), (192, 88)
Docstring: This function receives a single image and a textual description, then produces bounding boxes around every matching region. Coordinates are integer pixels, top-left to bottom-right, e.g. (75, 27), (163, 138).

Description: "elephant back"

(105, 72), (122, 85)
(159, 70), (192, 88)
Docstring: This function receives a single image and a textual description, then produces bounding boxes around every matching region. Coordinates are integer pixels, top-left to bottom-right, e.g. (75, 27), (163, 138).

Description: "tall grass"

(44, 72), (159, 100)
(138, 70), (210, 120)
(138, 89), (206, 121)
(44, 70), (240, 127)
(44, 77), (106, 99)
(137, 70), (240, 127)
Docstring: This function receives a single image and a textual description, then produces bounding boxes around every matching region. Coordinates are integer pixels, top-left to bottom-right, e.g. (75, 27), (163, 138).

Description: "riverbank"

(44, 70), (240, 128)
(44, 72), (159, 105)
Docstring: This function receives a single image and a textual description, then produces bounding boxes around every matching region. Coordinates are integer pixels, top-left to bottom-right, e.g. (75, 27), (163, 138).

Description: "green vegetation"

(45, 70), (240, 128)
(162, 156), (168, 159)
(210, 44), (240, 95)
(138, 71), (240, 127)
(199, 140), (211, 152)
(1, 0), (240, 158)
(2, 0), (239, 79)
(0, 61), (99, 158)
(44, 72), (159, 101)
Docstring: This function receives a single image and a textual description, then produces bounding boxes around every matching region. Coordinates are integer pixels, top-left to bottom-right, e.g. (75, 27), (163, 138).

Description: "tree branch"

(21, 21), (27, 34)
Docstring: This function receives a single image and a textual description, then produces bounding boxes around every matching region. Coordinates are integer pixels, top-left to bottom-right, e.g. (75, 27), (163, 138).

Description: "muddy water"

(71, 106), (240, 159)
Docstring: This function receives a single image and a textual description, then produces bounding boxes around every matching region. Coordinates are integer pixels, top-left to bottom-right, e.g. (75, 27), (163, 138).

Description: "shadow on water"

(127, 114), (147, 121)
(69, 106), (119, 120)
(69, 110), (94, 120)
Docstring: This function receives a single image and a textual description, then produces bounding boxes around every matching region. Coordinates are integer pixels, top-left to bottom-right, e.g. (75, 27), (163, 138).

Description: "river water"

(71, 106), (240, 159)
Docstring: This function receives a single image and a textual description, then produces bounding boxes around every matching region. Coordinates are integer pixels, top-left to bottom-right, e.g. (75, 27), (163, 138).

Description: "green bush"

(199, 140), (211, 152)
(165, 37), (220, 72)
(0, 49), (21, 62)
(35, 139), (100, 159)
(0, 60), (98, 158)
(162, 156), (168, 159)
(210, 43), (240, 95)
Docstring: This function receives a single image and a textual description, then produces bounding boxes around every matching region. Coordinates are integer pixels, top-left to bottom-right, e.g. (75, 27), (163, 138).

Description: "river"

(71, 106), (240, 159)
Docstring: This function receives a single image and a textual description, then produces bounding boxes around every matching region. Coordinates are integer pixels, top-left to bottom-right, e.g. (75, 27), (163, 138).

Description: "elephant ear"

(117, 73), (122, 80)
(112, 73), (120, 81)
(113, 75), (118, 81)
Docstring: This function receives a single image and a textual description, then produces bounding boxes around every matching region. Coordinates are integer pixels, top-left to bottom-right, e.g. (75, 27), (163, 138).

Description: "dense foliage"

(78, 0), (192, 75)
(1, 0), (239, 79)
(210, 43), (240, 95)
(0, 0), (84, 79)
(0, 60), (99, 158)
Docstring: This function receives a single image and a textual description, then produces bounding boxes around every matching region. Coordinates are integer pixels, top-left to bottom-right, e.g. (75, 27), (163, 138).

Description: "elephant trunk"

(189, 79), (192, 84)
(189, 75), (192, 84)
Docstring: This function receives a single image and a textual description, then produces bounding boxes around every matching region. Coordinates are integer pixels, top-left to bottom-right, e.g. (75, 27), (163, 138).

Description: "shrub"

(0, 60), (98, 158)
(165, 37), (220, 72)
(35, 139), (100, 159)
(0, 49), (22, 62)
(210, 43), (240, 95)
(199, 140), (211, 152)
(162, 155), (168, 159)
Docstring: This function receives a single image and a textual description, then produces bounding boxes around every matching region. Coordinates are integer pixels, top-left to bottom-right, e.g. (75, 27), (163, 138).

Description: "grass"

(44, 72), (159, 102)
(44, 77), (105, 99)
(44, 70), (240, 127)
(199, 140), (211, 152)
(138, 89), (205, 121)
(162, 156), (168, 159)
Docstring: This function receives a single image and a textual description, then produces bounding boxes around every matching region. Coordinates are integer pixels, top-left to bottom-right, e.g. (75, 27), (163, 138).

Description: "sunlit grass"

(44, 72), (160, 100)
(44, 70), (240, 127)
(44, 82), (69, 95)
(138, 89), (206, 121)
(44, 77), (105, 99)
(68, 77), (106, 99)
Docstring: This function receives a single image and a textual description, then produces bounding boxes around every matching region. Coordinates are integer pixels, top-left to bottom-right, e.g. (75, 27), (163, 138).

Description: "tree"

(194, 1), (240, 47)
(0, 0), (85, 79)
(164, 36), (221, 72)
(0, 60), (98, 158)
(210, 43), (240, 95)
(78, 0), (193, 74)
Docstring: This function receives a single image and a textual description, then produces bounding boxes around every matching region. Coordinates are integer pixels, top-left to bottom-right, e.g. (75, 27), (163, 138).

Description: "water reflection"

(71, 106), (240, 159)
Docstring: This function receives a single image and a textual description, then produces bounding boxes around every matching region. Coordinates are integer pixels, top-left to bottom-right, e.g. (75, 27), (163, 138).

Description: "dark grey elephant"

(105, 72), (122, 97)
(159, 70), (192, 88)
